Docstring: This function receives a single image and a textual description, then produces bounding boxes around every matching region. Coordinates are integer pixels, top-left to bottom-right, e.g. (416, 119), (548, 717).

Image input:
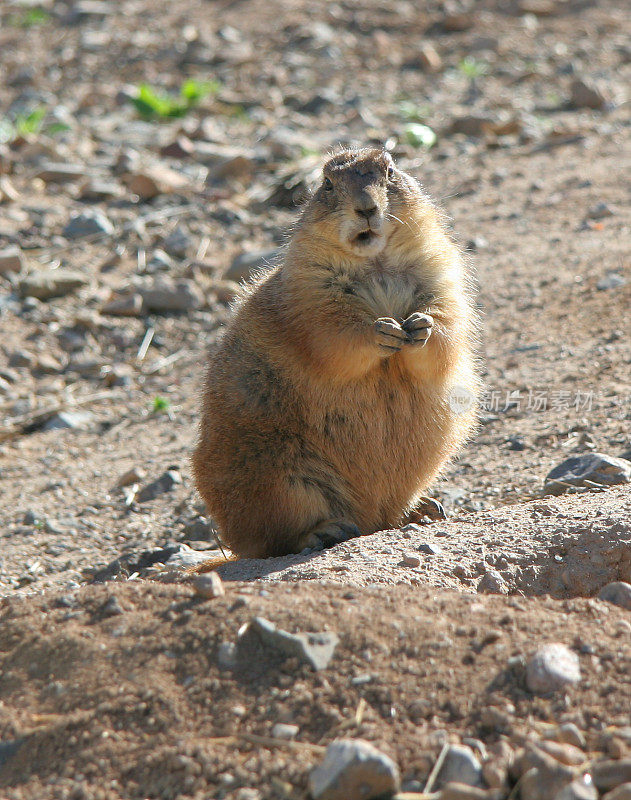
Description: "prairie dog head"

(300, 147), (423, 258)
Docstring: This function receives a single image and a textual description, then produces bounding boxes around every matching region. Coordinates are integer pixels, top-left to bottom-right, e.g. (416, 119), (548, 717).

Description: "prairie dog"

(192, 147), (479, 559)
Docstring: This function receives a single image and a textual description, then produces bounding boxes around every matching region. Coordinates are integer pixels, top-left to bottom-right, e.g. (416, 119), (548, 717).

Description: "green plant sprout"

(131, 80), (220, 119)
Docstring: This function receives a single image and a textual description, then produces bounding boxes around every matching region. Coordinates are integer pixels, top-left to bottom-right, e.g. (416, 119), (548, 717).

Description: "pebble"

(217, 641), (237, 670)
(18, 269), (88, 300)
(548, 723), (586, 750)
(271, 723), (299, 740)
(35, 162), (89, 183)
(418, 542), (443, 555)
(225, 248), (280, 282)
(588, 202), (616, 220)
(598, 582), (631, 611)
(526, 643), (581, 694)
(0, 245), (25, 274)
(102, 595), (124, 617)
(401, 552), (421, 567)
(101, 292), (144, 317)
(593, 760), (631, 791)
(193, 573), (225, 600)
(570, 79), (607, 109)
(115, 467), (145, 488)
(162, 226), (192, 259)
(448, 115), (494, 137)
(124, 165), (188, 200)
(555, 776), (598, 800)
(597, 273), (626, 291)
(138, 278), (203, 313)
(247, 616), (338, 671)
(435, 744), (483, 789)
(538, 740), (587, 766)
(63, 210), (114, 240)
(544, 453), (631, 495)
(439, 785), (498, 800)
(477, 570), (509, 595)
(603, 785), (631, 800)
(43, 411), (94, 431)
(135, 469), (182, 503)
(159, 136), (195, 159)
(309, 738), (400, 800)
(519, 746), (578, 800)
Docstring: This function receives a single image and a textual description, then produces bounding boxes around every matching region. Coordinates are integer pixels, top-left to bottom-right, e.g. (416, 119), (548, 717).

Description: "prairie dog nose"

(356, 204), (377, 220)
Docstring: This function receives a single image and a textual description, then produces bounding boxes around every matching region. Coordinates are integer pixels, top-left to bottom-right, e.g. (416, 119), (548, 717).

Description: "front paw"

(374, 317), (408, 354)
(401, 312), (433, 346)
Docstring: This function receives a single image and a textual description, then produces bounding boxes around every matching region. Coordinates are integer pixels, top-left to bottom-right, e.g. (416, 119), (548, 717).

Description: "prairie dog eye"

(323, 177), (333, 191)
(387, 165), (395, 179)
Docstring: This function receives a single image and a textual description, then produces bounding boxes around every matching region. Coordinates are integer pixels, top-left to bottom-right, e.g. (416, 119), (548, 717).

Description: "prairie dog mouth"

(354, 230), (375, 244)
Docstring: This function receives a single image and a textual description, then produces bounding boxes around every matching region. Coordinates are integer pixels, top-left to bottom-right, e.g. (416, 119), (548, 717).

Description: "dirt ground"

(0, 0), (630, 797)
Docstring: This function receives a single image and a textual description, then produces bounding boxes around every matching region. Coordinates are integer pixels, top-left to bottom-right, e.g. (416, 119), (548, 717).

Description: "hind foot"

(298, 519), (361, 552)
(403, 496), (447, 525)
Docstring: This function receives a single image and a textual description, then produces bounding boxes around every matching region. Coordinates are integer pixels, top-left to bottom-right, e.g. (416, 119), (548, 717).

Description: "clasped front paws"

(374, 313), (433, 354)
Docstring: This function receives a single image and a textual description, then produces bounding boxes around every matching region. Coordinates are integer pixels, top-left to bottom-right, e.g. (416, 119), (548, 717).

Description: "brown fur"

(192, 148), (479, 560)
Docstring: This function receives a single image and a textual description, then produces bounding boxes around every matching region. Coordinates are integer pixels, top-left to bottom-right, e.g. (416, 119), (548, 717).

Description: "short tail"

(187, 554), (236, 574)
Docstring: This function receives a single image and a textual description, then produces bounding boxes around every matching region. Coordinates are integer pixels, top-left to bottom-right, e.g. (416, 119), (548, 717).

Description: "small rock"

(603, 784), (631, 800)
(138, 278), (203, 313)
(544, 453), (631, 495)
(125, 165), (188, 200)
(481, 758), (508, 790)
(225, 248), (280, 282)
(526, 643), (581, 694)
(598, 582), (631, 610)
(441, 13), (474, 31)
(217, 641), (237, 670)
(135, 469), (182, 503)
(160, 136), (195, 159)
(146, 249), (173, 273)
(102, 596), (124, 617)
(8, 350), (34, 368)
(448, 116), (494, 137)
(309, 738), (400, 800)
(18, 269), (88, 300)
(401, 552), (421, 567)
(35, 162), (89, 184)
(43, 411), (94, 431)
(211, 154), (256, 182)
(248, 617), (338, 671)
(555, 776), (598, 800)
(548, 723), (586, 750)
(588, 202), (616, 220)
(271, 723), (299, 740)
(435, 745), (483, 789)
(0, 246), (25, 274)
(79, 178), (122, 200)
(440, 785), (498, 800)
(164, 544), (212, 571)
(477, 570), (509, 595)
(518, 746), (578, 800)
(538, 740), (587, 767)
(597, 272), (626, 291)
(570, 79), (607, 110)
(593, 760), (631, 791)
(162, 226), (192, 259)
(101, 292), (144, 317)
(63, 210), (114, 240)
(418, 542), (443, 555)
(193, 573), (225, 600)
(416, 43), (442, 71)
(115, 467), (145, 488)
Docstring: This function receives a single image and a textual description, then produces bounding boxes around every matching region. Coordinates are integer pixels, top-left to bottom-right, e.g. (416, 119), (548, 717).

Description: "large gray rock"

(526, 644), (581, 694)
(309, 738), (400, 800)
(519, 746), (578, 800)
(18, 269), (88, 300)
(544, 453), (631, 496)
(248, 616), (338, 671)
(435, 745), (483, 789)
